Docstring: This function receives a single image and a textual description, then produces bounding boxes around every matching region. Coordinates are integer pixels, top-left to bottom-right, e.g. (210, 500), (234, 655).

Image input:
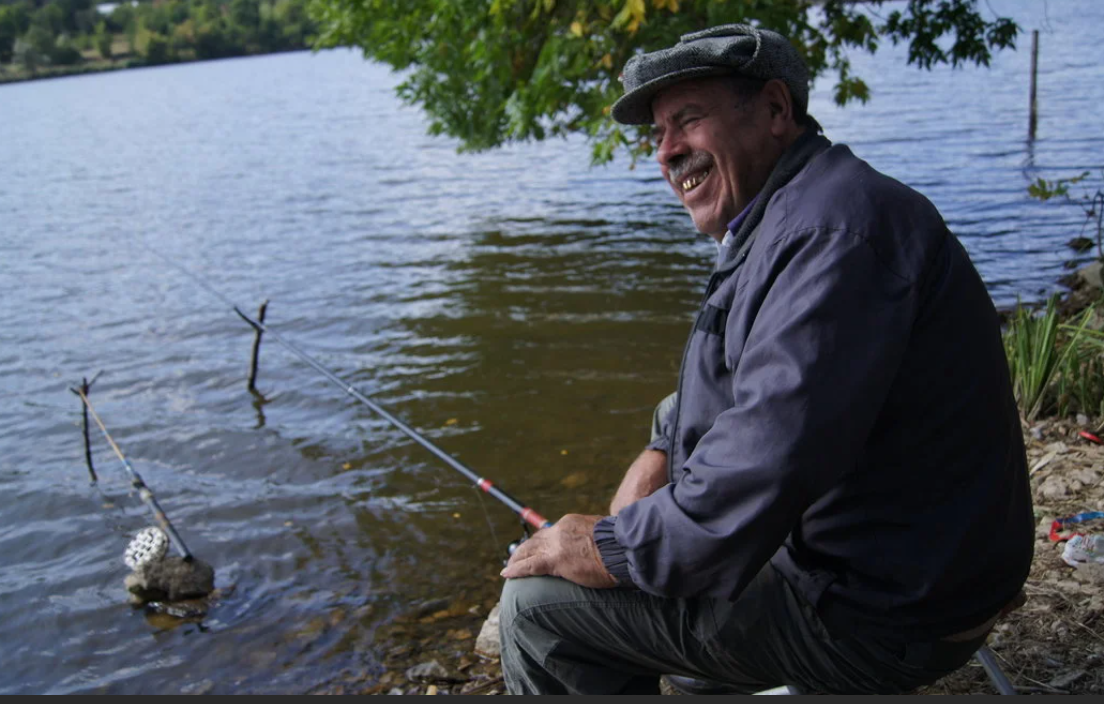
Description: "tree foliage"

(309, 0), (1019, 163)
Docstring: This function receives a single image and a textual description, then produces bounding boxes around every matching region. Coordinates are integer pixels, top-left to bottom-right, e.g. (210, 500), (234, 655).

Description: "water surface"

(0, 0), (1102, 693)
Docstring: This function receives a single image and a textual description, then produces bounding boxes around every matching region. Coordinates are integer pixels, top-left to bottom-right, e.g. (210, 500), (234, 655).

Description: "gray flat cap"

(611, 24), (809, 125)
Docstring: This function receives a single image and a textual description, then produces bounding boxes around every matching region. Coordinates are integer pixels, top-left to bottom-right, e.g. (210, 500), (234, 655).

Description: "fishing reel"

(504, 520), (536, 563)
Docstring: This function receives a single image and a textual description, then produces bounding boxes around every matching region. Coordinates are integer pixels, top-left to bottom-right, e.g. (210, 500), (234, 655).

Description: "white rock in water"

(475, 603), (501, 658)
(1079, 261), (1104, 291)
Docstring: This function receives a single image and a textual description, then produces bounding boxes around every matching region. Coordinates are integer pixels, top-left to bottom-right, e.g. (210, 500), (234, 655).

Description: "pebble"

(475, 603), (502, 658)
(1071, 467), (1102, 485)
(405, 660), (450, 683)
(1048, 670), (1086, 690)
(1037, 475), (1069, 500)
(411, 598), (451, 618)
(181, 680), (214, 695)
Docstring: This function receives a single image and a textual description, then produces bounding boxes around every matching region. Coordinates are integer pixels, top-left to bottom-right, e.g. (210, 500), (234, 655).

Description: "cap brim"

(611, 65), (735, 125)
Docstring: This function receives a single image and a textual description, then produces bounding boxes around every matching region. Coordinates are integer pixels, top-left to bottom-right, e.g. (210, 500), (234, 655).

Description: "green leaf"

(308, 0), (1020, 165)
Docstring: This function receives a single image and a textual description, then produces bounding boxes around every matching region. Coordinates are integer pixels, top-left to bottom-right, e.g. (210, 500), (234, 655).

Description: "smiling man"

(498, 25), (1033, 694)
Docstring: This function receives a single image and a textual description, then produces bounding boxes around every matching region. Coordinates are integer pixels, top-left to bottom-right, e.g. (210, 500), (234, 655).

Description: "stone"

(411, 598), (451, 618)
(1071, 467), (1102, 485)
(1077, 261), (1104, 291)
(475, 603), (501, 659)
(1037, 516), (1056, 538)
(405, 660), (450, 683)
(1076, 563), (1104, 584)
(1047, 670), (1086, 690)
(1037, 475), (1069, 501)
(181, 680), (215, 695)
(125, 556), (215, 604)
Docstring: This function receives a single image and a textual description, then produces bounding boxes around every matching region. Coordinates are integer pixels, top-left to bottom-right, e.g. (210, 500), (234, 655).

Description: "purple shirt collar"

(726, 194), (760, 235)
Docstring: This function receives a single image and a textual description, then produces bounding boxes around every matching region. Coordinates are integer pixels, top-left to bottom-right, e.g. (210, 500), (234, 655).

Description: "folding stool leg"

(975, 645), (1017, 695)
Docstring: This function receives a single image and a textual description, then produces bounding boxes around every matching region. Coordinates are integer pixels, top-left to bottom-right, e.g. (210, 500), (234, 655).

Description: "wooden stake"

(1029, 29), (1039, 140)
(247, 299), (269, 392)
(71, 372), (102, 482)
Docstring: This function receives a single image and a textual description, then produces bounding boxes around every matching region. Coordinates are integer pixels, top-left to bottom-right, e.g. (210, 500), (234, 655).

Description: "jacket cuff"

(594, 516), (635, 588)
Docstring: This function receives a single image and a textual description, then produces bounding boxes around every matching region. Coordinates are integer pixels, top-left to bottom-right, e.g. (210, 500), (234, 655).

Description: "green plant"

(1066, 325), (1104, 418)
(1004, 298), (1094, 421)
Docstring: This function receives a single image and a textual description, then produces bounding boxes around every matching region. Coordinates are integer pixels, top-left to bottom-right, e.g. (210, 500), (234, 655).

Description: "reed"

(1004, 299), (1098, 421)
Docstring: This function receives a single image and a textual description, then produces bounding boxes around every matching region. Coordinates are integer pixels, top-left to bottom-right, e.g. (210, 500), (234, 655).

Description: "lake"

(1, 0), (1102, 693)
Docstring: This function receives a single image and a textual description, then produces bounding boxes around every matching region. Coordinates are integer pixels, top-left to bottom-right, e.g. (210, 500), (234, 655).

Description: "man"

(499, 24), (1033, 694)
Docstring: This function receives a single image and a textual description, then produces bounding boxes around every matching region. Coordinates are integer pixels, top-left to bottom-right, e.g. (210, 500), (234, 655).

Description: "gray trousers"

(498, 394), (985, 694)
(499, 564), (983, 695)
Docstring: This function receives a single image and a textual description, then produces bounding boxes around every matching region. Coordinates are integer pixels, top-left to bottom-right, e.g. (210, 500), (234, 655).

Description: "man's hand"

(500, 514), (617, 588)
(610, 449), (668, 515)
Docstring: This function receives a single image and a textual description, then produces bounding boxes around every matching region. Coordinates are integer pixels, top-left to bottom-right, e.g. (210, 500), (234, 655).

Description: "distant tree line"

(0, 0), (316, 76)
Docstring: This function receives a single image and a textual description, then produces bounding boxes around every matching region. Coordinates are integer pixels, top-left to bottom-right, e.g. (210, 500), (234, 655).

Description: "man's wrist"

(593, 516), (634, 587)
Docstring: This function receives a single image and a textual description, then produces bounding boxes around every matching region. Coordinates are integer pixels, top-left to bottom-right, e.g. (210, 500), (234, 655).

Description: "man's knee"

(500, 575), (574, 634)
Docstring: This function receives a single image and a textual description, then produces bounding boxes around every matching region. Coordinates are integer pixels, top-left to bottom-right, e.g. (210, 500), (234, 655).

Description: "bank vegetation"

(0, 0), (316, 83)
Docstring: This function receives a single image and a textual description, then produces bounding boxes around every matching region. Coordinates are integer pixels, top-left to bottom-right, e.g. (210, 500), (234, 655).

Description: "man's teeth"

(681, 170), (710, 192)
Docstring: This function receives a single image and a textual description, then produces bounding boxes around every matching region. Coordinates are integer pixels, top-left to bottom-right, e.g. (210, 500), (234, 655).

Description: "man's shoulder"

(760, 143), (950, 280)
(775, 144), (945, 230)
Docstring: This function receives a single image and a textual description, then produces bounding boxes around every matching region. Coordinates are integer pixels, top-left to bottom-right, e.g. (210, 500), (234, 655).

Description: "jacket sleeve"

(604, 228), (919, 598)
(645, 391), (679, 454)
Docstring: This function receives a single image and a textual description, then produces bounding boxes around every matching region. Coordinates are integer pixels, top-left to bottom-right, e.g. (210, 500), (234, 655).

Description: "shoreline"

(0, 47), (311, 86)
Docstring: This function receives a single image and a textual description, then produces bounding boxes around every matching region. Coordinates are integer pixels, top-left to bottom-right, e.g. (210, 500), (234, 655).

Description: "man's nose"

(656, 129), (688, 171)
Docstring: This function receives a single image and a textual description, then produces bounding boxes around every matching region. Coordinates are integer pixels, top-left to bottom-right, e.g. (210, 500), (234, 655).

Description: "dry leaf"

(560, 471), (589, 489)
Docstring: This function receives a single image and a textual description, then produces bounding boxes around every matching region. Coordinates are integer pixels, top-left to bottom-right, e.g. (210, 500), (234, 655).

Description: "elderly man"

(499, 25), (1033, 694)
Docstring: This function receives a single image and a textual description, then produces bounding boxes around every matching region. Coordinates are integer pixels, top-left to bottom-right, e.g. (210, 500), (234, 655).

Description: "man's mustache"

(668, 151), (714, 183)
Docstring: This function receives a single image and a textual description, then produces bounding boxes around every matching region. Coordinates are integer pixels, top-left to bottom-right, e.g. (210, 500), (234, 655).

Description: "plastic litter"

(1062, 533), (1104, 567)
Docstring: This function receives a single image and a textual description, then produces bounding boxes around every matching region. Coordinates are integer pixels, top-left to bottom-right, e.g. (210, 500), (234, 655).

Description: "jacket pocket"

(695, 304), (729, 338)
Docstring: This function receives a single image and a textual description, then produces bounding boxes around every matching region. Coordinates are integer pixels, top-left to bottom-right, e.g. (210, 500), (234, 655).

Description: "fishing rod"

(143, 243), (552, 532)
(70, 387), (194, 561)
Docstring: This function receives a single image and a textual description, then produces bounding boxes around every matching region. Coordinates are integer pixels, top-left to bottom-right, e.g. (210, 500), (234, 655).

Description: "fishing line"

(71, 387), (194, 560)
(138, 238), (552, 532)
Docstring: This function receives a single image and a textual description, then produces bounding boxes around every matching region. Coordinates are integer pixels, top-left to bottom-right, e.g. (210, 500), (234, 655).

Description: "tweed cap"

(611, 24), (809, 125)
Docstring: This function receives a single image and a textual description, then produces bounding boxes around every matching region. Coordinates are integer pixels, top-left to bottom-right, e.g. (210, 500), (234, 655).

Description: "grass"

(1004, 297), (1100, 421)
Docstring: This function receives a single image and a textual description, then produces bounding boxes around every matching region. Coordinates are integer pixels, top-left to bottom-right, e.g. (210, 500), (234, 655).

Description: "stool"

(749, 646), (1015, 695)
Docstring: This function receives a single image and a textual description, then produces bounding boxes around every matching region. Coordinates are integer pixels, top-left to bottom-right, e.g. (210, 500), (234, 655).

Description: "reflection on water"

(0, 0), (1102, 693)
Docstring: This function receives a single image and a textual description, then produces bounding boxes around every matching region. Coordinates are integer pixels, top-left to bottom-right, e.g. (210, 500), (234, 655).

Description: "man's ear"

(761, 79), (794, 137)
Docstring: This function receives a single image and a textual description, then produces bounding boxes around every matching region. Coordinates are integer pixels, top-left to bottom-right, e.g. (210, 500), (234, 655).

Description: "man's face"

(651, 77), (783, 240)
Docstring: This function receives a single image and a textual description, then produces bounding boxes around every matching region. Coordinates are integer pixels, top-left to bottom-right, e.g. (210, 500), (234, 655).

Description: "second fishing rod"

(144, 242), (552, 534)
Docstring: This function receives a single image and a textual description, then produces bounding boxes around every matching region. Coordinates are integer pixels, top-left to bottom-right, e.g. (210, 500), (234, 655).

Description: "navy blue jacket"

(597, 143), (1033, 641)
